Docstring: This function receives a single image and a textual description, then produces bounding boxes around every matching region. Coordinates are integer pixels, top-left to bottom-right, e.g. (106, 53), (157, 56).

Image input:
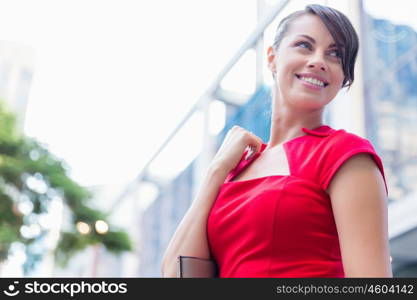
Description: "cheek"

(327, 81), (343, 101)
(333, 66), (345, 87)
(276, 53), (299, 76)
(327, 69), (344, 93)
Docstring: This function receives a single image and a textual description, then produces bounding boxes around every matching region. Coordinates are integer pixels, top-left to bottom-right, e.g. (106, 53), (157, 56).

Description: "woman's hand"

(209, 126), (264, 174)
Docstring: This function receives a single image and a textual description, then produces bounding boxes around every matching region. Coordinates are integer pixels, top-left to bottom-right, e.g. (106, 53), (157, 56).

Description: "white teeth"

(300, 76), (325, 87)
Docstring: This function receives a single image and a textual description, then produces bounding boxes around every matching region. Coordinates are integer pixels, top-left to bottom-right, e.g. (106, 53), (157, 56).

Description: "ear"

(267, 46), (276, 74)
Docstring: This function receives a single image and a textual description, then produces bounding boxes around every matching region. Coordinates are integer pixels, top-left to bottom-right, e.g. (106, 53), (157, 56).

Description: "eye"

(328, 49), (341, 58)
(295, 41), (312, 50)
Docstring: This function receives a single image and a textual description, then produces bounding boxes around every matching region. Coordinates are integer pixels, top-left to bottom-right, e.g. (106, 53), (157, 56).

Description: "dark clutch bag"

(177, 256), (219, 278)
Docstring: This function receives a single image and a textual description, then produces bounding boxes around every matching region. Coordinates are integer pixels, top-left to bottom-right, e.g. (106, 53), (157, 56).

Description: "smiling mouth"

(295, 74), (329, 87)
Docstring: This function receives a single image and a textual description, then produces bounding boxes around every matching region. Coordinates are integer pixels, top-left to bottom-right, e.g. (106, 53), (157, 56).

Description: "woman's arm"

(327, 153), (393, 277)
(160, 126), (264, 277)
(160, 165), (228, 277)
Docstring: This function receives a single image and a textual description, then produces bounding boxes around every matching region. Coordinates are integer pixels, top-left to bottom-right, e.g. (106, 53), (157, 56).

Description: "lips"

(295, 73), (329, 87)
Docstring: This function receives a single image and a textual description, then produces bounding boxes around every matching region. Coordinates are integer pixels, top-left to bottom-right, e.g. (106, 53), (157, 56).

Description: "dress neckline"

(224, 125), (334, 184)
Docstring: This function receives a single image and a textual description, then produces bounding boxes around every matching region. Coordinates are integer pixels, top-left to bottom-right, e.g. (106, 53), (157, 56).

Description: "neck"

(266, 92), (324, 149)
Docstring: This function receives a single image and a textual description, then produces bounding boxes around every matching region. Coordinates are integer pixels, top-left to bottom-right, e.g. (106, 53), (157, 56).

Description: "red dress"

(207, 125), (387, 278)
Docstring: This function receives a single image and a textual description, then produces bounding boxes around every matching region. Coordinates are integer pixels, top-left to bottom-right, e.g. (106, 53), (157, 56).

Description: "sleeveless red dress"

(207, 125), (387, 278)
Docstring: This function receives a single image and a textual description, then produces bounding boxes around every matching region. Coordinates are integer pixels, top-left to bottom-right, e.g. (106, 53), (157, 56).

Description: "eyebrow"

(295, 34), (342, 48)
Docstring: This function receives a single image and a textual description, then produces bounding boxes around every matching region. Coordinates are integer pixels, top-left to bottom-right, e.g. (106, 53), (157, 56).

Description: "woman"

(161, 4), (392, 278)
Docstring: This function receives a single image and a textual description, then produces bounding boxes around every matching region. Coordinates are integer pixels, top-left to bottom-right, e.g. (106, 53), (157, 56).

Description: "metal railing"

(108, 0), (291, 212)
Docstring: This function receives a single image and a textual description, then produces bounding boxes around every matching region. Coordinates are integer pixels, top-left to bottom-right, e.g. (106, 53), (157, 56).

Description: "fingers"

(227, 125), (263, 159)
(247, 131), (263, 150)
(245, 131), (263, 160)
(245, 145), (256, 160)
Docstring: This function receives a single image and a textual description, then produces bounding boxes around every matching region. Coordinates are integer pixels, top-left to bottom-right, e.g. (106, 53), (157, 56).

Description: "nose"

(307, 53), (327, 71)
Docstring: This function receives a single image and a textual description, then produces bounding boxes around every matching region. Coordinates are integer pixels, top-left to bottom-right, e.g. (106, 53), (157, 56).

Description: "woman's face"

(268, 14), (345, 110)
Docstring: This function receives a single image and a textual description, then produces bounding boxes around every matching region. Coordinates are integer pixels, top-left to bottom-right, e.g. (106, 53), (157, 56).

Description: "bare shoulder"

(326, 153), (392, 277)
(326, 153), (385, 196)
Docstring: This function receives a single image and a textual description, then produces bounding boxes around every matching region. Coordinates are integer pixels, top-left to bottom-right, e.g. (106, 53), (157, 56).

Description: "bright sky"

(0, 0), (257, 186)
(0, 0), (415, 187)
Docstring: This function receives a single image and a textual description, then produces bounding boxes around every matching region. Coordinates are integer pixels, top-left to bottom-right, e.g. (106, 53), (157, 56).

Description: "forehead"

(284, 14), (336, 46)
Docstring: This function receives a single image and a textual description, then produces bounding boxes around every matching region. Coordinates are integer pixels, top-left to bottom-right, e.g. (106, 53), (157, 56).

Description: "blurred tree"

(0, 101), (132, 274)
